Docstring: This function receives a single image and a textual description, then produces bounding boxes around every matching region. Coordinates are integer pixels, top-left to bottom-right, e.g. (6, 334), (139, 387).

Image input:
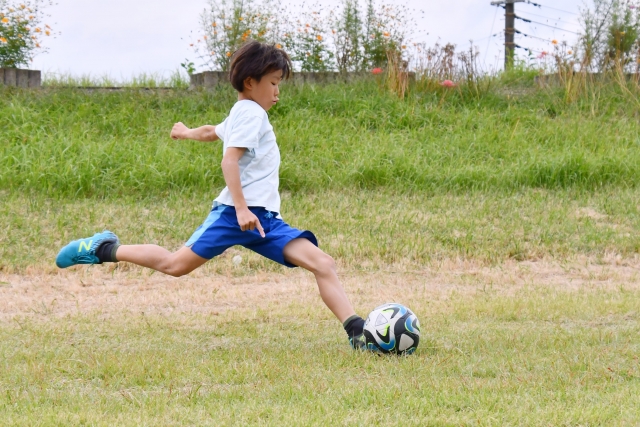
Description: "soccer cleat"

(349, 333), (367, 351)
(55, 231), (119, 268)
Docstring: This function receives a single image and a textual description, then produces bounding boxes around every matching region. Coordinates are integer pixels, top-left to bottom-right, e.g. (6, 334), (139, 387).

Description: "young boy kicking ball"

(55, 41), (368, 350)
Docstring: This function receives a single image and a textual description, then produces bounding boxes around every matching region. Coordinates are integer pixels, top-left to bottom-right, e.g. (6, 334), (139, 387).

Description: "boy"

(55, 41), (368, 350)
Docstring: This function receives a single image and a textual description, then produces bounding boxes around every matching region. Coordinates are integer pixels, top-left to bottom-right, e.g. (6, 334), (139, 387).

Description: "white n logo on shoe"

(78, 240), (93, 252)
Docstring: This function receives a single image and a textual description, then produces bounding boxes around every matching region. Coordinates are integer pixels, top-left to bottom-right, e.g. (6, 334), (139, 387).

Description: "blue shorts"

(185, 204), (318, 268)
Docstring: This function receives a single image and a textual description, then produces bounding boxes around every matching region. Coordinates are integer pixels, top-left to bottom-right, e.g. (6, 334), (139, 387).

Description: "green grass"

(2, 187), (640, 272)
(1, 284), (639, 425)
(2, 79), (640, 197)
(3, 75), (640, 424)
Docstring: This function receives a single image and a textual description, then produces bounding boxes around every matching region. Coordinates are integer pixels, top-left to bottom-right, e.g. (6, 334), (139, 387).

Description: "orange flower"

(20, 4), (26, 9)
(29, 15), (34, 20)
(239, 17), (243, 21)
(401, 45), (406, 49)
(36, 43), (40, 47)
(45, 30), (50, 36)
(552, 39), (558, 45)
(331, 29), (336, 34)
(0, 37), (7, 43)
(568, 50), (573, 55)
(212, 22), (217, 27)
(316, 35), (322, 41)
(35, 27), (41, 32)
(276, 43), (282, 49)
(1, 17), (8, 23)
(226, 51), (231, 57)
(211, 51), (215, 55)
(383, 31), (390, 37)
(305, 23), (310, 28)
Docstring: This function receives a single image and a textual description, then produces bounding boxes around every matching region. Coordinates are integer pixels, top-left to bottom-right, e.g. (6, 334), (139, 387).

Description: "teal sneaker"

(55, 231), (119, 268)
(349, 333), (367, 351)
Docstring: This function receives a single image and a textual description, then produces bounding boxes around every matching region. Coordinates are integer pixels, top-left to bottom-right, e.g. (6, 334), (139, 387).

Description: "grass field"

(1, 76), (640, 425)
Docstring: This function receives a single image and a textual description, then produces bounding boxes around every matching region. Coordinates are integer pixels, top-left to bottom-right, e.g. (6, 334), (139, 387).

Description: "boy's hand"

(170, 122), (190, 140)
(236, 208), (265, 238)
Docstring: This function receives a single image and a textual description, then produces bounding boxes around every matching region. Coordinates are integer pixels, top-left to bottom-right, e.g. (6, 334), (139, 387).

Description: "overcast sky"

(30, 0), (584, 79)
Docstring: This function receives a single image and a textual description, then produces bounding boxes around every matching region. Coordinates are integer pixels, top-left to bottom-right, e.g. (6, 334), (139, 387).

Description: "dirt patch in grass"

(1, 256), (639, 322)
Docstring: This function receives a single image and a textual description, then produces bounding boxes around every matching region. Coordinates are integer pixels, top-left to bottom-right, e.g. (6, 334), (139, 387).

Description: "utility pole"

(491, 0), (524, 70)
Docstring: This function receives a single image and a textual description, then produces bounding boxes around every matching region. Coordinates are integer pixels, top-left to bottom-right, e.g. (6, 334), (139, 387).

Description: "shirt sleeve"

(215, 117), (228, 141)
(226, 113), (263, 149)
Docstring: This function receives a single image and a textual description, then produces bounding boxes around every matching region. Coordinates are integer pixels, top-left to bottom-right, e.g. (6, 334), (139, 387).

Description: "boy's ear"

(243, 77), (253, 91)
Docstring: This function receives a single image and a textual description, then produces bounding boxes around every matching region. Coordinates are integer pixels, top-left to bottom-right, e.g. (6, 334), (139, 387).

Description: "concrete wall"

(0, 69), (41, 88)
(189, 71), (413, 89)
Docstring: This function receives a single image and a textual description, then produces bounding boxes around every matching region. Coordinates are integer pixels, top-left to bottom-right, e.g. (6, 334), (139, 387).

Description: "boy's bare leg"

(283, 238), (356, 323)
(115, 245), (207, 277)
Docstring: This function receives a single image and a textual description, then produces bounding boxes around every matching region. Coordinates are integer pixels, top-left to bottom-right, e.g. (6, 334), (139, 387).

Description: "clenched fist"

(170, 122), (190, 140)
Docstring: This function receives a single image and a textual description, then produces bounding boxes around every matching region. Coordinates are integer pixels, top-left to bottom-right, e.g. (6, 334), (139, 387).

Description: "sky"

(29, 0), (585, 79)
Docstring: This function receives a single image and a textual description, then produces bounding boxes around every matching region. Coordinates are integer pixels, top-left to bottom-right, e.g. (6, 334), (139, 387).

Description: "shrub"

(191, 0), (417, 74)
(195, 0), (274, 71)
(579, 0), (640, 72)
(0, 0), (56, 68)
(282, 10), (335, 72)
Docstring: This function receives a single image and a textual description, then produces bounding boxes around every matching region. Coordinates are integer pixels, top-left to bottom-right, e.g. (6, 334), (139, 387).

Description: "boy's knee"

(312, 253), (336, 275)
(160, 259), (194, 277)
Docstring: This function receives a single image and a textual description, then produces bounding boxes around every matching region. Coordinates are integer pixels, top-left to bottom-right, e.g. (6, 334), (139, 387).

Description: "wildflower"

(239, 17), (243, 21)
(568, 50), (572, 55)
(212, 22), (217, 27)
(45, 24), (51, 29)
(20, 4), (25, 9)
(0, 37), (6, 43)
(552, 39), (558, 45)
(45, 30), (50, 36)
(29, 15), (34, 20)
(316, 35), (322, 41)
(306, 23), (310, 28)
(35, 27), (41, 32)
(211, 51), (215, 55)
(441, 80), (456, 88)
(226, 51), (231, 57)
(370, 34), (375, 39)
(537, 51), (548, 59)
(35, 43), (40, 47)
(372, 67), (383, 75)
(331, 29), (336, 34)
(401, 45), (406, 49)
(1, 17), (8, 23)
(276, 43), (282, 49)
(190, 43), (194, 46)
(383, 31), (390, 37)
(203, 35), (207, 40)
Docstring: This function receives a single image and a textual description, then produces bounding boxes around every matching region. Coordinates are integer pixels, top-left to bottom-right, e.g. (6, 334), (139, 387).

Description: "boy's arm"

(170, 122), (219, 142)
(221, 147), (265, 238)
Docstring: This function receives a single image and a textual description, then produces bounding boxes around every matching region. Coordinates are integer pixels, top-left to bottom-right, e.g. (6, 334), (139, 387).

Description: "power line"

(527, 1), (579, 16)
(516, 9), (581, 27)
(514, 29), (563, 44)
(484, 6), (499, 65)
(515, 15), (581, 35)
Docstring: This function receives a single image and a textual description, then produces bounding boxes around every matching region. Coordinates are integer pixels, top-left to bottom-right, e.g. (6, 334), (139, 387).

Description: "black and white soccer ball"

(363, 303), (420, 355)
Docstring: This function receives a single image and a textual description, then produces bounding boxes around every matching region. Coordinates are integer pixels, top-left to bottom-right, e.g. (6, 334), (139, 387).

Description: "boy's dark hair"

(229, 40), (293, 92)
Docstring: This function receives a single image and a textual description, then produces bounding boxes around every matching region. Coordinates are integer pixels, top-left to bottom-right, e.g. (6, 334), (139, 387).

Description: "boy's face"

(243, 69), (283, 111)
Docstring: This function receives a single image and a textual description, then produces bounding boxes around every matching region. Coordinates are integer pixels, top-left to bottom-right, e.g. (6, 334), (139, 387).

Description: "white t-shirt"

(213, 100), (281, 213)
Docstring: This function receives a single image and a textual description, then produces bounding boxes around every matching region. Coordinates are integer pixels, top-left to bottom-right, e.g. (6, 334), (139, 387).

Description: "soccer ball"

(363, 303), (420, 355)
